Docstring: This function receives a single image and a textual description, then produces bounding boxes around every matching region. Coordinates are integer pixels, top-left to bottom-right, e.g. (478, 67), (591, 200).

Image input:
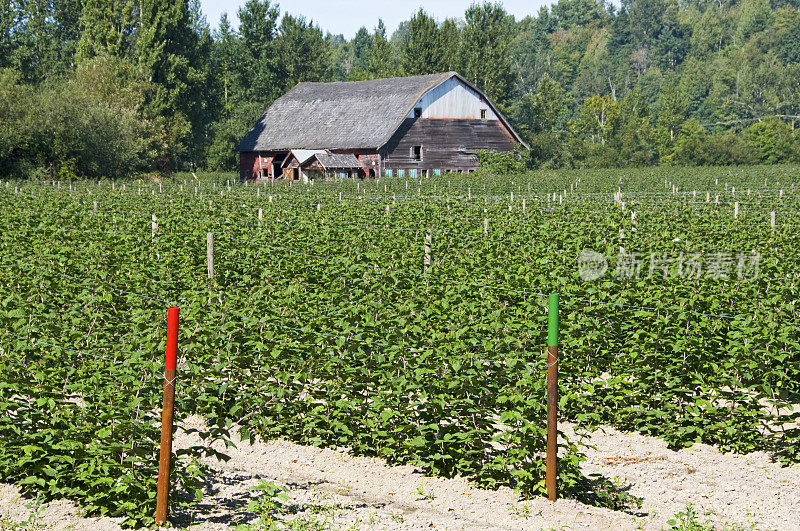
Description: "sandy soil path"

(1, 420), (798, 530)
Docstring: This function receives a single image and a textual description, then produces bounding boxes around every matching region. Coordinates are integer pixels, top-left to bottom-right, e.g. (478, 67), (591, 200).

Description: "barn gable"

(235, 72), (526, 153)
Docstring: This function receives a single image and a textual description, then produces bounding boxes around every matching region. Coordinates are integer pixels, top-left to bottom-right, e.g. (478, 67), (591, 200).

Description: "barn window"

(412, 145), (422, 161)
(385, 169), (393, 177)
(480, 109), (487, 120)
(398, 169), (405, 177)
(414, 107), (422, 118)
(433, 169), (441, 176)
(409, 169), (417, 178)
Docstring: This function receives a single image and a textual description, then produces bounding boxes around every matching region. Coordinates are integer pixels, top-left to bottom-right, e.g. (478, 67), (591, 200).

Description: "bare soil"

(1, 418), (798, 530)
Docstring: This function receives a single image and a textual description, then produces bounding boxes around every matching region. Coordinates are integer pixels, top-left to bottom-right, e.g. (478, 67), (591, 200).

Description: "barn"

(235, 71), (527, 182)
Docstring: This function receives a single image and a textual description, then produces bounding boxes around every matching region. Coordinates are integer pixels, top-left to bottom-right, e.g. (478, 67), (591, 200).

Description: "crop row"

(0, 167), (798, 526)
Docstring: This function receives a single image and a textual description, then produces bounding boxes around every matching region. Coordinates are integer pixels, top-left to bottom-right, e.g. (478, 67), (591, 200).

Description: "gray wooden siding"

(382, 118), (516, 170)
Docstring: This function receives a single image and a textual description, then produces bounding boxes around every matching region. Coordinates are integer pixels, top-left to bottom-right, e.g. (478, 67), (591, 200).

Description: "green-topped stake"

(546, 293), (559, 501)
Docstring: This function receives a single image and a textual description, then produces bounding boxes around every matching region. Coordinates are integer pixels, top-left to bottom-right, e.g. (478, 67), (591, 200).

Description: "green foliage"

(460, 2), (515, 105)
(3, 168), (800, 525)
(136, 0), (208, 172)
(366, 20), (399, 79)
(476, 150), (527, 174)
(400, 9), (445, 76)
(571, 95), (620, 146)
(745, 118), (799, 164)
(0, 60), (168, 179)
(516, 74), (566, 138)
(665, 504), (723, 530)
(235, 480), (290, 530)
(6, 0), (800, 173)
(75, 0), (136, 63)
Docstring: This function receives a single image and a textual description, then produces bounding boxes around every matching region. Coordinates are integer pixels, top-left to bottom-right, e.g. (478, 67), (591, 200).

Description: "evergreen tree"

(439, 18), (461, 72)
(136, 0), (206, 170)
(400, 8), (444, 75)
(552, 0), (606, 29)
(213, 13), (237, 109)
(367, 20), (398, 78)
(350, 26), (372, 72)
(76, 0), (135, 63)
(460, 2), (514, 105)
(236, 0), (280, 104)
(275, 14), (333, 92)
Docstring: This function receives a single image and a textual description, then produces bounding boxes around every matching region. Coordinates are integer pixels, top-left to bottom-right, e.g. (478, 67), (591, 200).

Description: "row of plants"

(0, 166), (798, 526)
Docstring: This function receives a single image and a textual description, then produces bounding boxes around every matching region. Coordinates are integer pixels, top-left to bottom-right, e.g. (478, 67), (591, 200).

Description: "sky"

(200, 0), (555, 37)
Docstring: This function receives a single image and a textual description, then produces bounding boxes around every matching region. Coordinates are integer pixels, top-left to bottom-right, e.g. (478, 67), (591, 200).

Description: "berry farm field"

(0, 166), (798, 528)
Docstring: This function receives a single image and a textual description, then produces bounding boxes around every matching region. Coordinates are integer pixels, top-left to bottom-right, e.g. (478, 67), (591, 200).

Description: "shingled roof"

(235, 72), (523, 152)
(312, 153), (362, 169)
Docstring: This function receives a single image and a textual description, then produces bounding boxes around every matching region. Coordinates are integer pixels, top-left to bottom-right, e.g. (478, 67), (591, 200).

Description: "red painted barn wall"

(239, 152), (273, 181)
(239, 152), (256, 181)
(357, 154), (381, 177)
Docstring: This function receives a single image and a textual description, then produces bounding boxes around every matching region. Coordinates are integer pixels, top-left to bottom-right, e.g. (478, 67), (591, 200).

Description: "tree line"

(2, 0), (800, 179)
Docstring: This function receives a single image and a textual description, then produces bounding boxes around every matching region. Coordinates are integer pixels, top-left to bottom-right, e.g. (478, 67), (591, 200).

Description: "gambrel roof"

(235, 72), (525, 152)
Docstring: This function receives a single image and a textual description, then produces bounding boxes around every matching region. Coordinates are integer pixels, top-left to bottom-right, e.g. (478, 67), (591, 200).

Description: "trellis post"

(156, 307), (179, 524)
(546, 293), (559, 501)
(424, 230), (432, 273)
(207, 233), (214, 279)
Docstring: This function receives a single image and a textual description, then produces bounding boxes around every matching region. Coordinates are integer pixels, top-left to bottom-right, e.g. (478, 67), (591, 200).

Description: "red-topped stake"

(164, 307), (179, 371)
(156, 307), (179, 525)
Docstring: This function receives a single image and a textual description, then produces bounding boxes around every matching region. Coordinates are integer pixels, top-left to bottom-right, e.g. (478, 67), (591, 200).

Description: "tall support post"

(424, 230), (432, 273)
(156, 307), (179, 525)
(546, 293), (559, 502)
(207, 233), (214, 279)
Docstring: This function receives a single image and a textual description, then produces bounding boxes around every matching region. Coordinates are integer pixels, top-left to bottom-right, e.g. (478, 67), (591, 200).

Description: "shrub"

(476, 149), (527, 175)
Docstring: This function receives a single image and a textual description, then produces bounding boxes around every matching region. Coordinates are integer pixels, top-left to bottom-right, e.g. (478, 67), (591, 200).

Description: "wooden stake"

(258, 208), (263, 224)
(207, 233), (214, 279)
(152, 214), (157, 238)
(155, 307), (179, 525)
(546, 293), (559, 502)
(771, 211), (776, 229)
(424, 230), (432, 273)
(483, 218), (488, 237)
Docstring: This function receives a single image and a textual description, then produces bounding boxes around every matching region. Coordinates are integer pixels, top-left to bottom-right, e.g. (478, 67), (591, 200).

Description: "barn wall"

(407, 77), (498, 120)
(239, 152), (274, 181)
(357, 154), (380, 177)
(239, 152), (256, 181)
(382, 118), (517, 171)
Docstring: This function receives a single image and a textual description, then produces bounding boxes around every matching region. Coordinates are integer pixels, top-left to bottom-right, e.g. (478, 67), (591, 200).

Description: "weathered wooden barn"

(235, 72), (527, 181)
